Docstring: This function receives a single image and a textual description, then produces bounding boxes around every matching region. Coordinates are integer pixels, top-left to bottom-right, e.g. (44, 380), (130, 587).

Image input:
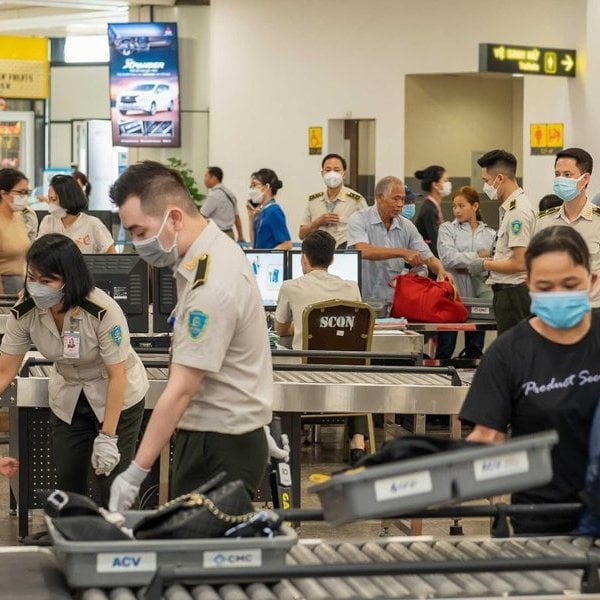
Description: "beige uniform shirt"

(1, 287), (148, 424)
(38, 213), (114, 253)
(275, 270), (361, 349)
(487, 189), (535, 286)
(170, 220), (272, 434)
(536, 200), (600, 307)
(302, 186), (368, 247)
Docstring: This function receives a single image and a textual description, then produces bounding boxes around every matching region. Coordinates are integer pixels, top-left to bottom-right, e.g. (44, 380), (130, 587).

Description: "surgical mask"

(48, 203), (67, 218)
(10, 195), (28, 211)
(133, 211), (179, 268)
(483, 178), (499, 201)
(26, 281), (64, 310)
(529, 289), (591, 329)
(553, 175), (585, 202)
(440, 181), (452, 197)
(323, 171), (344, 189)
(248, 188), (263, 206)
(401, 204), (416, 219)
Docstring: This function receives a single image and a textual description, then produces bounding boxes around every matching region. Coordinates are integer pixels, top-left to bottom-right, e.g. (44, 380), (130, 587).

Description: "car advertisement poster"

(108, 22), (180, 147)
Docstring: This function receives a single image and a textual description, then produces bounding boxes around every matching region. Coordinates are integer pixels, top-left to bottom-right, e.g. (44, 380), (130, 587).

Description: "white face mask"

(133, 211), (179, 268)
(10, 195), (28, 211)
(48, 203), (67, 218)
(440, 181), (452, 197)
(248, 188), (263, 206)
(483, 177), (499, 201)
(323, 171), (344, 189)
(26, 280), (64, 309)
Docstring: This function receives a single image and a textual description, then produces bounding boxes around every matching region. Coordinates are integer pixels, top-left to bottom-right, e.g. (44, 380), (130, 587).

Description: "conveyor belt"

(274, 370), (453, 386)
(73, 536), (599, 599)
(27, 365), (170, 380)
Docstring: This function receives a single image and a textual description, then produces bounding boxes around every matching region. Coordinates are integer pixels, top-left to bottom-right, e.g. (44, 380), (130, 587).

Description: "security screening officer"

(299, 153), (367, 249)
(0, 234), (148, 506)
(468, 150), (536, 335)
(108, 160), (280, 512)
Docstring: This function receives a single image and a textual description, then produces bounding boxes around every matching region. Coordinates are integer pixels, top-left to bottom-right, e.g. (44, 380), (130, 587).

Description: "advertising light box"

(108, 22), (181, 147)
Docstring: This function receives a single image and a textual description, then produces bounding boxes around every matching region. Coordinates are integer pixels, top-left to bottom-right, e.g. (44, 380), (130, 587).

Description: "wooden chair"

(301, 299), (377, 451)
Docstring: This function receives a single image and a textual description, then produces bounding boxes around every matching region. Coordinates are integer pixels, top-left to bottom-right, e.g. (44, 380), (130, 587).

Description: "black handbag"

(133, 478), (256, 540)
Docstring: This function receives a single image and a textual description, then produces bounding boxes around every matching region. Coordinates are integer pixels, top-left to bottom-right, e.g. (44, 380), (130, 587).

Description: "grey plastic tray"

(310, 431), (558, 525)
(462, 297), (495, 321)
(47, 510), (297, 588)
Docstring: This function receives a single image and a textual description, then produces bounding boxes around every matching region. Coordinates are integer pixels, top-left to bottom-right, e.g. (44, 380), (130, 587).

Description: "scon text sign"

(479, 43), (576, 77)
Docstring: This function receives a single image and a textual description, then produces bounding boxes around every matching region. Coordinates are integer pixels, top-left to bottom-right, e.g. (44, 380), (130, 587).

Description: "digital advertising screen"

(108, 22), (181, 147)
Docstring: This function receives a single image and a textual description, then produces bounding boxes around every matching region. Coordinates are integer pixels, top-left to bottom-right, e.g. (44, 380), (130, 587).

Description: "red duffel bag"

(388, 273), (468, 323)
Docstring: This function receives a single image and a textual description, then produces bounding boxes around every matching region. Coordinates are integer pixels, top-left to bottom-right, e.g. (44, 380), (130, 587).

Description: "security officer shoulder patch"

(188, 310), (208, 341)
(538, 206), (561, 219)
(10, 297), (36, 320)
(510, 220), (523, 235)
(347, 191), (361, 201)
(309, 191), (324, 201)
(81, 299), (107, 320)
(508, 199), (517, 211)
(192, 254), (209, 289)
(109, 324), (122, 346)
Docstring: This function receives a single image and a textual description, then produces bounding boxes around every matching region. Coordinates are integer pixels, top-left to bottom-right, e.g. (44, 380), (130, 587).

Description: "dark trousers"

(170, 427), (268, 499)
(492, 283), (531, 335)
(348, 416), (369, 438)
(435, 330), (486, 359)
(51, 392), (145, 508)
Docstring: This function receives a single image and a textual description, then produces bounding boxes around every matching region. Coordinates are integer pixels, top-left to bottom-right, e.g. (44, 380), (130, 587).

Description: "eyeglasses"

(10, 189), (31, 197)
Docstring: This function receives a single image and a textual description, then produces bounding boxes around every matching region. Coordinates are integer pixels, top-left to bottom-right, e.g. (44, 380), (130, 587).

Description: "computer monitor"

(152, 266), (178, 333)
(88, 210), (116, 233)
(244, 250), (287, 310)
(288, 250), (362, 292)
(83, 254), (149, 333)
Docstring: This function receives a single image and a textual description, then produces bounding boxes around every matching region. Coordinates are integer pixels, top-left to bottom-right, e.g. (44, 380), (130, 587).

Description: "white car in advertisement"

(117, 82), (175, 116)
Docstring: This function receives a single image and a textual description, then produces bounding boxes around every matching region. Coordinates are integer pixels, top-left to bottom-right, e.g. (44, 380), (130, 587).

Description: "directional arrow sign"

(480, 43), (576, 77)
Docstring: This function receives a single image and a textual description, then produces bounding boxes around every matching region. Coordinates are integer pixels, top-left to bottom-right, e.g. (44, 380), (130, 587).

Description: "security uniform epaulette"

(347, 191), (362, 201)
(537, 206), (561, 219)
(508, 199), (517, 210)
(10, 297), (36, 320)
(192, 254), (210, 289)
(80, 299), (107, 320)
(309, 192), (324, 201)
(593, 207), (600, 218)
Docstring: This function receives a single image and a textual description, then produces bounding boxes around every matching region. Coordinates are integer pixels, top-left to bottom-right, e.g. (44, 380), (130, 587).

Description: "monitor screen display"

(83, 254), (149, 333)
(244, 250), (286, 309)
(152, 266), (177, 333)
(289, 250), (362, 291)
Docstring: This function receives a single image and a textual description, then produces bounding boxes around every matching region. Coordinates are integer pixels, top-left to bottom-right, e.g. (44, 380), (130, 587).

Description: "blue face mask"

(553, 175), (585, 202)
(401, 204), (415, 219)
(530, 289), (591, 329)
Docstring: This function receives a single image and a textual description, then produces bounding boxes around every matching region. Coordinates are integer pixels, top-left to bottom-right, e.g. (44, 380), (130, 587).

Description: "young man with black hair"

(468, 149), (535, 334)
(536, 147), (600, 310)
(201, 165), (245, 242)
(299, 153), (367, 249)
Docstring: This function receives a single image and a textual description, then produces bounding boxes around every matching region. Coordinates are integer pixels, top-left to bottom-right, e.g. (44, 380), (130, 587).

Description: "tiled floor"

(0, 424), (493, 546)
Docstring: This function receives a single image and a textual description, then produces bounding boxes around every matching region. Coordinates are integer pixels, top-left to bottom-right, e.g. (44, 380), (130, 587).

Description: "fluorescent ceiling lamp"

(64, 34), (109, 63)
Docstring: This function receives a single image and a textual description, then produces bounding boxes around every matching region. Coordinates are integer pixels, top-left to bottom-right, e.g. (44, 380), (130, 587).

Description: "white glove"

(108, 461), (150, 512)
(91, 432), (121, 476)
(264, 425), (290, 462)
(468, 258), (486, 277)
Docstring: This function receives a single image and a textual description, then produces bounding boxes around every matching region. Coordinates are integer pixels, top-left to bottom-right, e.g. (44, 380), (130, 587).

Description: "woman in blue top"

(246, 168), (292, 249)
(437, 186), (496, 358)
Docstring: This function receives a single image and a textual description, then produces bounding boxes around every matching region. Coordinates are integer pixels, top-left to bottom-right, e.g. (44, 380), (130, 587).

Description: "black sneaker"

(350, 448), (367, 467)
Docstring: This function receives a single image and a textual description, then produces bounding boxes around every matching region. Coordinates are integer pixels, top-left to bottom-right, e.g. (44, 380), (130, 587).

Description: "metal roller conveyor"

(72, 535), (600, 599)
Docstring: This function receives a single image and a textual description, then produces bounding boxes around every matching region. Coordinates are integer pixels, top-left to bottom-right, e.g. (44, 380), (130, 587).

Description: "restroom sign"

(530, 123), (564, 155)
(480, 43), (576, 77)
(308, 126), (322, 155)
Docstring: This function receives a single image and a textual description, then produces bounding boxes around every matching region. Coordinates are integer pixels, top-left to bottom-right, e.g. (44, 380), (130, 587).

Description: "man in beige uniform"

(299, 153), (367, 248)
(469, 149), (535, 335)
(108, 161), (274, 511)
(536, 147), (600, 308)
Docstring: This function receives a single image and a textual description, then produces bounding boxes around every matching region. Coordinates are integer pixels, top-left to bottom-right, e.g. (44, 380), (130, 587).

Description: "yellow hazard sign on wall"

(308, 126), (322, 155)
(530, 123), (564, 155)
(0, 35), (48, 99)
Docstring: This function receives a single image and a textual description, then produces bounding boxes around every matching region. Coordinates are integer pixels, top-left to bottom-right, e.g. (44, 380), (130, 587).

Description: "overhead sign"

(479, 43), (576, 77)
(530, 123), (564, 155)
(308, 126), (322, 155)
(108, 23), (181, 147)
(0, 36), (48, 99)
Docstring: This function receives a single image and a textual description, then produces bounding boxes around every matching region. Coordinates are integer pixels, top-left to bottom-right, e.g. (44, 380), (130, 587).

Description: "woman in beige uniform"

(0, 234), (148, 505)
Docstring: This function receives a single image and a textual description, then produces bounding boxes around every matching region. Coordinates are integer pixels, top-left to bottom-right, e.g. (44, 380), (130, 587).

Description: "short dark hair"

(321, 153), (347, 170)
(251, 168), (283, 195)
(110, 160), (198, 217)
(0, 168), (27, 193)
(414, 165), (445, 193)
(26, 234), (95, 313)
(538, 194), (563, 212)
(525, 225), (590, 274)
(301, 230), (336, 268)
(555, 147), (593, 175)
(477, 150), (517, 180)
(207, 166), (223, 182)
(50, 174), (88, 215)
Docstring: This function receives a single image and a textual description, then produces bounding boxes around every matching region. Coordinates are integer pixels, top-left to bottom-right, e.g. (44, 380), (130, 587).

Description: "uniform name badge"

(63, 331), (81, 358)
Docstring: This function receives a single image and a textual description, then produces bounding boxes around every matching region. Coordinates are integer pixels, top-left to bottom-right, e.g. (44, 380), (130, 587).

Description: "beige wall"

(404, 74), (524, 179)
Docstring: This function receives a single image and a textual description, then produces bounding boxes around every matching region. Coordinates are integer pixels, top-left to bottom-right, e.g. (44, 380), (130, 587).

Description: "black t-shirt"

(460, 314), (600, 534)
